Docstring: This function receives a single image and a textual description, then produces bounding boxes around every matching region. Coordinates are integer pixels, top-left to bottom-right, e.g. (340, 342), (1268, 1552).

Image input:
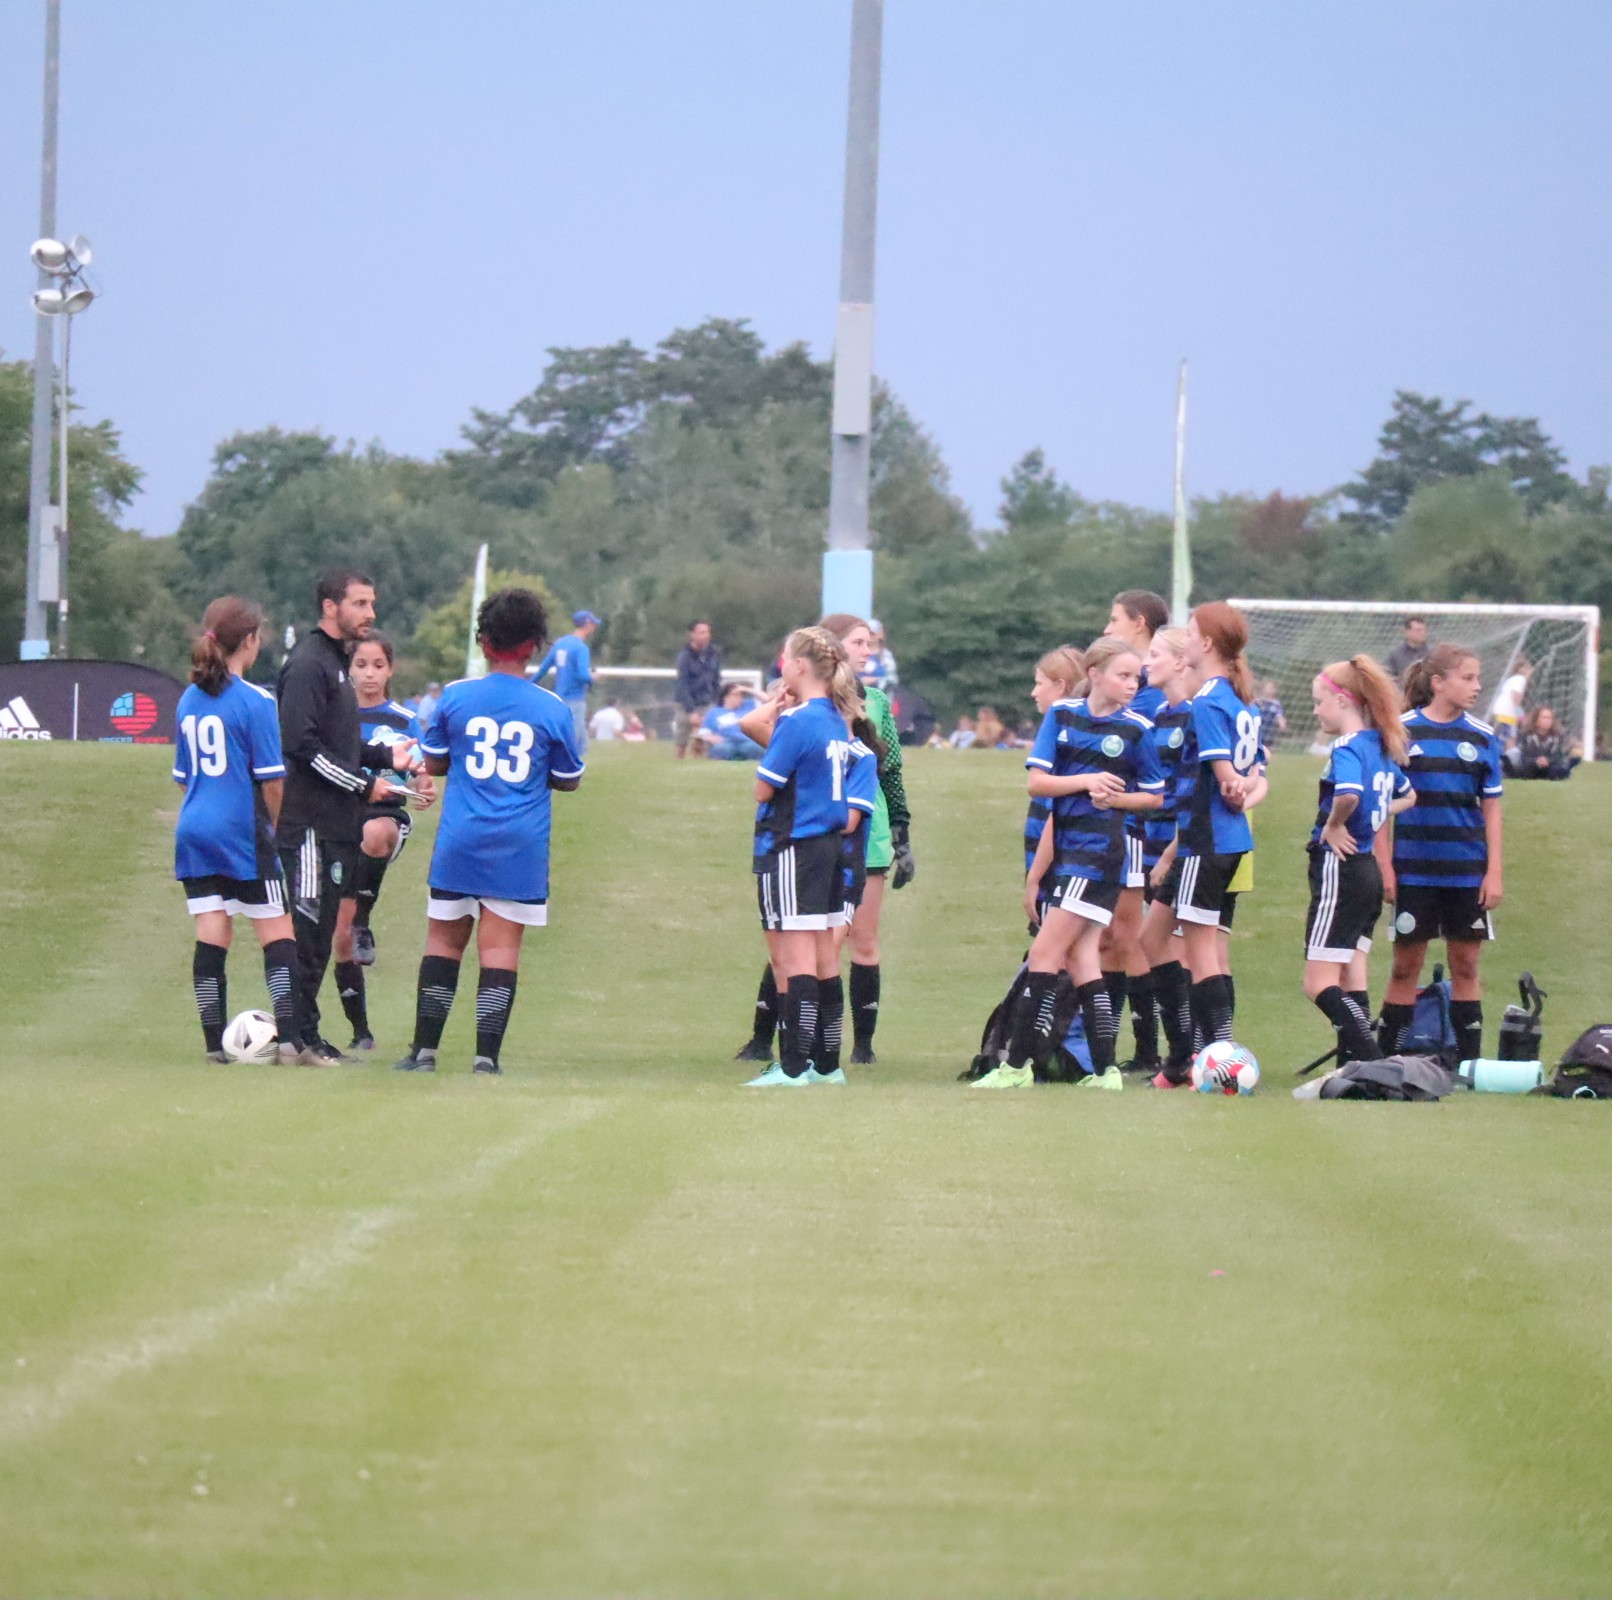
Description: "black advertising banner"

(0, 660), (185, 744)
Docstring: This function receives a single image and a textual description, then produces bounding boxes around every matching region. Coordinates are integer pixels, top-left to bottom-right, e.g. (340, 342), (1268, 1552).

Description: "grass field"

(3, 741), (1611, 1598)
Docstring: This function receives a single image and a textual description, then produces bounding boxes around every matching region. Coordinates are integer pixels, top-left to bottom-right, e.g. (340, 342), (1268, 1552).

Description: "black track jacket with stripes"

(276, 627), (396, 843)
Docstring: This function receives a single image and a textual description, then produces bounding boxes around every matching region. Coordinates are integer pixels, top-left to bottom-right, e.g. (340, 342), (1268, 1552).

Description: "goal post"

(1228, 599), (1601, 761)
(573, 665), (765, 741)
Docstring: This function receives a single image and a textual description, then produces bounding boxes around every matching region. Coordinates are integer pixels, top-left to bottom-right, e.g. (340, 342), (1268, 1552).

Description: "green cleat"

(1076, 1066), (1125, 1091)
(971, 1063), (1034, 1088)
(803, 1065), (847, 1084)
(744, 1063), (810, 1087)
(393, 1047), (437, 1073)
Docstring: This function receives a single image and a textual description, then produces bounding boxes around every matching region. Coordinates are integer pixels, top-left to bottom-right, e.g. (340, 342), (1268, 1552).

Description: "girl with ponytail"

(1301, 657), (1416, 1065)
(744, 626), (877, 1086)
(1020, 645), (1086, 928)
(173, 597), (304, 1064)
(1376, 642), (1504, 1063)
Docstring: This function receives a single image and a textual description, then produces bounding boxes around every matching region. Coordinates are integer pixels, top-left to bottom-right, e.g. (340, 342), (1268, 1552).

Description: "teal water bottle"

(1457, 1058), (1545, 1093)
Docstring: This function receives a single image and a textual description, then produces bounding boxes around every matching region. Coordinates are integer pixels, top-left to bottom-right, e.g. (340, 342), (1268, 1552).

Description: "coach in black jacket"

(277, 567), (415, 1063)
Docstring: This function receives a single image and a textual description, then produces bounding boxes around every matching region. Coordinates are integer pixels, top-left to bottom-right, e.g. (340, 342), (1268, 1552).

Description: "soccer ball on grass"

(222, 1009), (279, 1064)
(1190, 1040), (1260, 1095)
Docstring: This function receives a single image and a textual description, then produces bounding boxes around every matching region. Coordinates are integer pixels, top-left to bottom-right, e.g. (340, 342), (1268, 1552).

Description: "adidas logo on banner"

(0, 696), (52, 740)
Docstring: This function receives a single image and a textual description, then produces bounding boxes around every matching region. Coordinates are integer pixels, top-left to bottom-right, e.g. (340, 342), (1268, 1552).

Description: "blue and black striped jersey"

(359, 699), (420, 808)
(1024, 795), (1052, 875)
(1311, 730), (1410, 850)
(1138, 698), (1192, 864)
(1393, 710), (1503, 888)
(1026, 698), (1165, 884)
(1177, 678), (1262, 859)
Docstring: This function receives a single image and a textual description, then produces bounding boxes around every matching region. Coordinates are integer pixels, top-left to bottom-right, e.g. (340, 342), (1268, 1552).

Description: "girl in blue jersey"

(1375, 644), (1504, 1062)
(394, 589), (585, 1076)
(977, 637), (1164, 1089)
(1021, 646), (1086, 929)
(746, 626), (872, 1086)
(1303, 657), (1414, 1063)
(172, 597), (303, 1063)
(332, 634), (436, 1052)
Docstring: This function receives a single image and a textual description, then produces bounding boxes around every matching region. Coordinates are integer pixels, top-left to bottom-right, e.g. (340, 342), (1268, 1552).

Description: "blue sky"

(2, 0), (1609, 538)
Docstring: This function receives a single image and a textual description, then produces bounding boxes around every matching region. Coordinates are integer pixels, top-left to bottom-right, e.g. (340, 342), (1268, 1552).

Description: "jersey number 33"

(464, 716), (535, 783)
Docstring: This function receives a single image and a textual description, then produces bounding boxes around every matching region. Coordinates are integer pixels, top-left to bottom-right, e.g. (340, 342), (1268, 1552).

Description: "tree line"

(2, 323), (1609, 725)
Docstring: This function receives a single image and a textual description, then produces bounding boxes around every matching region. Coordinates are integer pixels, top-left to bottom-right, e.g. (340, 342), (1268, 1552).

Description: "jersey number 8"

(1233, 709), (1260, 771)
(464, 716), (534, 783)
(181, 713), (228, 777)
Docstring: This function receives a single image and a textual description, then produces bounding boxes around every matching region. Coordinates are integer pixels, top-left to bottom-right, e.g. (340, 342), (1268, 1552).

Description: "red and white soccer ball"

(1191, 1040), (1260, 1095)
(222, 1008), (279, 1064)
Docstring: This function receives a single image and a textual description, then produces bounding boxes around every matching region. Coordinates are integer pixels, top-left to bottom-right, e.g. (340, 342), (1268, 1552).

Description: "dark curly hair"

(478, 587), (549, 657)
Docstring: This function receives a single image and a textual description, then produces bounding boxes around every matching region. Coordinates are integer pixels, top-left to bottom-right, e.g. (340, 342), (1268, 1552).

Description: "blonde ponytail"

(1321, 655), (1410, 765)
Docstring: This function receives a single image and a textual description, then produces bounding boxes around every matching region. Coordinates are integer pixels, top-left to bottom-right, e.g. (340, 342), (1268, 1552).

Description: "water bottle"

(1457, 1058), (1545, 1093)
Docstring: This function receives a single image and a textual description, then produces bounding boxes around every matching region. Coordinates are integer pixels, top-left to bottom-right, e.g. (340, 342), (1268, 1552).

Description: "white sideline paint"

(0, 1106), (600, 1451)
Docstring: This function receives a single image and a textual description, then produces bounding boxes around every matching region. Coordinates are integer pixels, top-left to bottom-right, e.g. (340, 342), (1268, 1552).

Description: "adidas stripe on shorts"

(756, 832), (846, 932)
(1304, 847), (1384, 963)
(183, 873), (288, 921)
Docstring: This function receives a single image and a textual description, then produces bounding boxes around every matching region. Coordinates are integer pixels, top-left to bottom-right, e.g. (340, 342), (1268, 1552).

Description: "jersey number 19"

(180, 713), (227, 777)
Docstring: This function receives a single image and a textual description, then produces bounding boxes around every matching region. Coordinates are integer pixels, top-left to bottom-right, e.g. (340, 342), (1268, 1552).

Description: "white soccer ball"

(1191, 1040), (1260, 1096)
(222, 1008), (279, 1064)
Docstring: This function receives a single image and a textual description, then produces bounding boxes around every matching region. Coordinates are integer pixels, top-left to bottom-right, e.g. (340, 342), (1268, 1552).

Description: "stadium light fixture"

(31, 236), (69, 273)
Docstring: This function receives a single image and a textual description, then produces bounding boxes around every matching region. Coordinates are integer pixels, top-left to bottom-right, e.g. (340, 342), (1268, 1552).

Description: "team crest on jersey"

(1101, 734), (1124, 758)
(1396, 911), (1416, 935)
(1457, 741), (1479, 763)
(1167, 727), (1184, 748)
(331, 860), (344, 887)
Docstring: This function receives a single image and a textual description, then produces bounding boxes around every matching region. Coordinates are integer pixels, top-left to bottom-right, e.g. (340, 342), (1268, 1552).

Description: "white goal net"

(1229, 600), (1600, 759)
(581, 666), (764, 741)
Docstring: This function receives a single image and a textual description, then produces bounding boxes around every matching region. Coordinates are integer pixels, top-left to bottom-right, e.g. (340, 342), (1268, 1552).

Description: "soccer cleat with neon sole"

(971, 1063), (1034, 1088)
(744, 1063), (811, 1087)
(1076, 1067), (1125, 1091)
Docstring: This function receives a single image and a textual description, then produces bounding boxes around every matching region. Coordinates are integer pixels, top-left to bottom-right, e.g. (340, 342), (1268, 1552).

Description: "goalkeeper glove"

(890, 823), (916, 890)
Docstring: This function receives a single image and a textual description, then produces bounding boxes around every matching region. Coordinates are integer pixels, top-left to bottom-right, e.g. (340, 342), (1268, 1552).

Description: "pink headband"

(204, 629), (217, 641)
(1319, 671), (1358, 704)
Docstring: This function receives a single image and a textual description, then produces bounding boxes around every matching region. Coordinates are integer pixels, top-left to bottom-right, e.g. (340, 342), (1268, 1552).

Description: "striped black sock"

(751, 965), (778, 1048)
(336, 961), (369, 1040)
(192, 941), (228, 1052)
(1009, 969), (1059, 1070)
(262, 939), (298, 1044)
(817, 975), (845, 1074)
(1102, 970), (1129, 1032)
(1315, 985), (1380, 1062)
(781, 975), (819, 1077)
(1077, 979), (1117, 1073)
(1128, 971), (1158, 1060)
(413, 954), (461, 1051)
(475, 968), (519, 1065)
(1377, 1002), (1414, 1056)
(1152, 961), (1192, 1071)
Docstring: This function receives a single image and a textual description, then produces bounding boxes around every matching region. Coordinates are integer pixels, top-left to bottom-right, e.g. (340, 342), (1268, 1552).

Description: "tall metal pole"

(1170, 359), (1192, 625)
(22, 0), (61, 661)
(822, 0), (883, 620)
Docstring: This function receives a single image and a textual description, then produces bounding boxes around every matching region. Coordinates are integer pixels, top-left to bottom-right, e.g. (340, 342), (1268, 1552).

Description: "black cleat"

(296, 1037), (346, 1067)
(393, 1047), (437, 1073)
(1118, 1055), (1164, 1076)
(850, 1043), (877, 1066)
(352, 925), (377, 967)
(204, 1049), (229, 1065)
(472, 1056), (503, 1076)
(733, 1038), (775, 1063)
(349, 1034), (377, 1054)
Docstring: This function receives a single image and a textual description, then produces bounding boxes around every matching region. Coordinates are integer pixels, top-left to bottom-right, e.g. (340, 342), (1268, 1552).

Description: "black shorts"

(183, 873), (287, 921)
(342, 808), (412, 898)
(1172, 852), (1245, 927)
(1219, 892), (1238, 932)
(1045, 874), (1123, 927)
(1306, 848), (1383, 963)
(1391, 882), (1494, 944)
(840, 833), (869, 920)
(756, 833), (846, 932)
(1122, 830), (1148, 890)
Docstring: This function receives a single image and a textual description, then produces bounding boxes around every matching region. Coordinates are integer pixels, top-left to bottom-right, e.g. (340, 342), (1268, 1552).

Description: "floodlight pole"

(822, 0), (882, 621)
(22, 0), (61, 661)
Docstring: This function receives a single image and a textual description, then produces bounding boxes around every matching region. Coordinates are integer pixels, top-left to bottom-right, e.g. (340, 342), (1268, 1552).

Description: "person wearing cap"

(535, 610), (600, 753)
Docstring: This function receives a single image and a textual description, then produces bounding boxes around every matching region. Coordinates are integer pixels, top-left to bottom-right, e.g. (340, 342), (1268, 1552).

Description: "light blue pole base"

(821, 549), (874, 622)
(19, 638), (49, 662)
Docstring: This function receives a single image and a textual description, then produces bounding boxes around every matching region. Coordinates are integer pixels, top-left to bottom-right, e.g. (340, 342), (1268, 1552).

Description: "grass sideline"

(2, 741), (1610, 1598)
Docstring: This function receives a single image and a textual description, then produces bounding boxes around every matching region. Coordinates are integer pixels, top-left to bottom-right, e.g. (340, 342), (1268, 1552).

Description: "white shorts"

(428, 889), (548, 927)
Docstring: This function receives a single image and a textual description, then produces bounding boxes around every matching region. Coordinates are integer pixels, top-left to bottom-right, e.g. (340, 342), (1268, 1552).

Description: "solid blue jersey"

(1177, 677), (1261, 858)
(535, 634), (594, 700)
(421, 675), (585, 902)
(753, 698), (855, 861)
(173, 676), (286, 881)
(1139, 697), (1192, 865)
(358, 698), (420, 808)
(702, 698), (757, 738)
(1393, 709), (1504, 888)
(1026, 698), (1165, 884)
(1311, 730), (1411, 850)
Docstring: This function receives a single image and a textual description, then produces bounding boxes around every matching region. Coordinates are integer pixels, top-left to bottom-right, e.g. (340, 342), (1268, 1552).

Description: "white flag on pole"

(465, 543), (489, 679)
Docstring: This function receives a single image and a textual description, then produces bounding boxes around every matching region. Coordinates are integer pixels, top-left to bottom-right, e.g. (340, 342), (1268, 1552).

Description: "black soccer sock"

(351, 852), (390, 928)
(751, 965), (778, 1049)
(1128, 970), (1159, 1061)
(818, 975), (845, 1074)
(1102, 969), (1129, 1032)
(1153, 961), (1192, 1068)
(1377, 1001), (1415, 1057)
(413, 954), (461, 1052)
(1349, 990), (1370, 1024)
(335, 960), (369, 1040)
(1225, 972), (1237, 1020)
(1192, 978), (1234, 1049)
(1076, 979), (1118, 1073)
(475, 967), (519, 1064)
(192, 941), (228, 1052)
(850, 961), (881, 1048)
(1008, 969), (1060, 1071)
(781, 975), (819, 1077)
(1315, 985), (1381, 1062)
(262, 938), (299, 1044)
(1451, 999), (1483, 1064)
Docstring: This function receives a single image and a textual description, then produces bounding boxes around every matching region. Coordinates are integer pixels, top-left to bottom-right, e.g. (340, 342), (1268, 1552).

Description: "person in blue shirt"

(746, 626), (871, 1087)
(394, 589), (585, 1076)
(1020, 646), (1086, 926)
(695, 682), (762, 760)
(172, 596), (302, 1064)
(533, 609), (600, 755)
(976, 637), (1164, 1090)
(1375, 643), (1505, 1063)
(330, 633), (437, 1052)
(1303, 657), (1415, 1064)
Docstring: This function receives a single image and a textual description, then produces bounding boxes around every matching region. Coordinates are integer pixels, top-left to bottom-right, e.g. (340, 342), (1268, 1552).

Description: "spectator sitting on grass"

(588, 698), (627, 743)
(947, 714), (977, 749)
(1505, 705), (1581, 780)
(693, 683), (763, 761)
(973, 706), (1008, 749)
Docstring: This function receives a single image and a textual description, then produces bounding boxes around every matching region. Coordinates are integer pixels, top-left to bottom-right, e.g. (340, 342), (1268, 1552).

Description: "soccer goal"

(1229, 600), (1601, 760)
(587, 666), (765, 741)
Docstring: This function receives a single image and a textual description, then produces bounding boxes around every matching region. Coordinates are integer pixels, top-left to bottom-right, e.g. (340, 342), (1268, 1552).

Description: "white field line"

(0, 1105), (599, 1451)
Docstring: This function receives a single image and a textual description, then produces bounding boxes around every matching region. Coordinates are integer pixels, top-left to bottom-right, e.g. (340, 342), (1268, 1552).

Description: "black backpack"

(960, 965), (1086, 1083)
(1536, 1025), (1612, 1099)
